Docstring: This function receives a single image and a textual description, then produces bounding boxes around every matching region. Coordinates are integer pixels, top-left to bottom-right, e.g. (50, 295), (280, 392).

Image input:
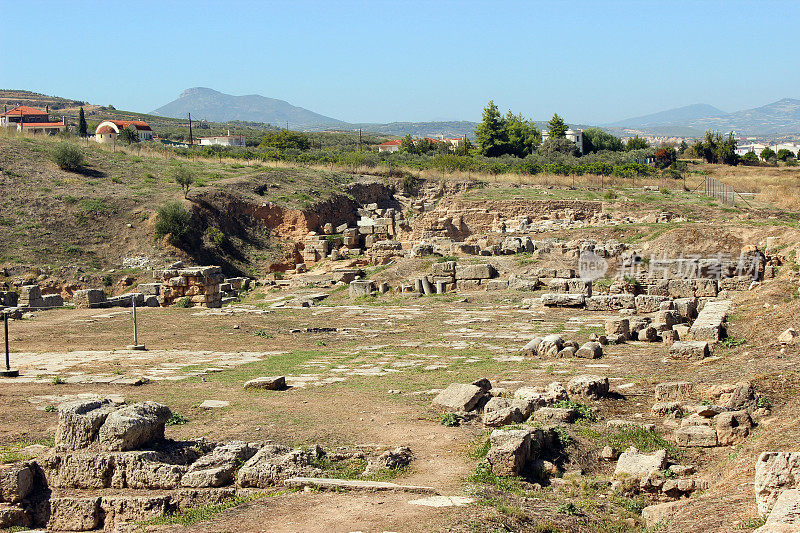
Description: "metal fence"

(704, 177), (736, 206)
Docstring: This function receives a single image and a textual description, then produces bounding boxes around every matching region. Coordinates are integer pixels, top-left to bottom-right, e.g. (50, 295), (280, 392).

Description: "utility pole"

(188, 113), (193, 146)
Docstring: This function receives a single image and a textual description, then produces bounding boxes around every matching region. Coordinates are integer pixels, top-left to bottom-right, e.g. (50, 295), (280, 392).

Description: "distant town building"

(0, 105), (66, 134)
(542, 128), (584, 154)
(197, 133), (246, 147)
(94, 120), (154, 143)
(377, 140), (402, 153)
(735, 142), (800, 158)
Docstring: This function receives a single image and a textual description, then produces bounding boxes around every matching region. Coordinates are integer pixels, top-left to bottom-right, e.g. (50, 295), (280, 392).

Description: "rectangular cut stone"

(690, 300), (731, 342)
(635, 295), (669, 313)
(485, 280), (508, 291)
(455, 264), (495, 280)
(585, 294), (635, 310)
(456, 279), (482, 291)
(675, 425), (717, 447)
(541, 293), (585, 307)
(654, 381), (693, 401)
(669, 341), (710, 360)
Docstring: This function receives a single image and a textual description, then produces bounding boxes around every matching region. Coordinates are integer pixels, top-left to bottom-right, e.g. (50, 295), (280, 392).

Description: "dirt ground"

(3, 272), (800, 532)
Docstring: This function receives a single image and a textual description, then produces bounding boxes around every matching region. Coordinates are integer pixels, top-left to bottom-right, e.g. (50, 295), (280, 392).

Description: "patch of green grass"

(553, 400), (595, 422)
(721, 336), (746, 347)
(576, 426), (678, 457)
(144, 489), (296, 526)
(557, 502), (581, 515)
(0, 437), (54, 463)
(737, 515), (767, 529)
(466, 462), (531, 497)
(252, 329), (273, 338)
(78, 198), (112, 214)
(468, 433), (492, 460)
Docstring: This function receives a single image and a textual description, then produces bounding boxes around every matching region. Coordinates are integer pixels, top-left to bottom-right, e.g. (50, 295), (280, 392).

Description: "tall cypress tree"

(78, 107), (88, 138)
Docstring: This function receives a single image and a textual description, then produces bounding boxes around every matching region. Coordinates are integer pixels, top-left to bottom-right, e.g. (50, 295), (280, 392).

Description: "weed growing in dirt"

(553, 400), (595, 421)
(737, 515), (767, 529)
(468, 433), (491, 459)
(611, 494), (647, 515)
(440, 412), (462, 427)
(166, 412), (189, 426)
(174, 297), (192, 308)
(252, 329), (273, 338)
(557, 502), (581, 515)
(721, 336), (747, 347)
(51, 376), (65, 385)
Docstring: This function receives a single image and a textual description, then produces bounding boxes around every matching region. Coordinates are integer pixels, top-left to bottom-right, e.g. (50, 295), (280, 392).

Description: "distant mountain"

(348, 121), (477, 138)
(608, 104), (727, 130)
(605, 99), (800, 136)
(151, 87), (346, 130)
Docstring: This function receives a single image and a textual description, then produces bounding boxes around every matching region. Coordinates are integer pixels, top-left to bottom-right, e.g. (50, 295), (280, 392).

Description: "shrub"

(173, 166), (195, 198)
(52, 143), (84, 171)
(175, 296), (192, 308)
(440, 413), (462, 427)
(166, 412), (189, 426)
(155, 201), (192, 242)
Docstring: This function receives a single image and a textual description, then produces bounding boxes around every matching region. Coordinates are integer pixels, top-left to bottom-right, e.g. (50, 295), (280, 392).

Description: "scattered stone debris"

(0, 398), (417, 531)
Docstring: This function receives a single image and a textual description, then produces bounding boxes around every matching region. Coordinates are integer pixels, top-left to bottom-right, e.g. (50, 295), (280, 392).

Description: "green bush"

(52, 143), (84, 171)
(440, 413), (462, 427)
(175, 296), (192, 308)
(166, 412), (189, 426)
(155, 202), (192, 242)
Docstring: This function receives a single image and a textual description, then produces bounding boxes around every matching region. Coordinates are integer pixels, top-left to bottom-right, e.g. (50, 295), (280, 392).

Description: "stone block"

(432, 384), (485, 412)
(654, 381), (692, 401)
(97, 402), (171, 452)
(675, 425), (718, 447)
(567, 375), (609, 399)
(755, 452), (800, 515)
(73, 288), (107, 309)
(669, 340), (710, 361)
(455, 263), (496, 280)
(349, 280), (374, 298)
(243, 376), (286, 391)
(541, 293), (585, 307)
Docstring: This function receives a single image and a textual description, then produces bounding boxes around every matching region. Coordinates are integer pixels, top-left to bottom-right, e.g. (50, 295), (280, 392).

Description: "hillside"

(0, 133), (367, 283)
(606, 99), (800, 136)
(0, 89), (86, 111)
(151, 87), (347, 130)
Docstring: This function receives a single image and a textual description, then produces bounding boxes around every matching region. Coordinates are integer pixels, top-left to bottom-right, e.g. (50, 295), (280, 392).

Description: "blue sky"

(1, 0), (798, 125)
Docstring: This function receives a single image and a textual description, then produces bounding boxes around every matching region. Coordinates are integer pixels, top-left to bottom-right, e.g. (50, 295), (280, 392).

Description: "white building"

(197, 133), (246, 147)
(735, 142), (800, 159)
(95, 120), (153, 143)
(541, 128), (584, 154)
(377, 140), (401, 153)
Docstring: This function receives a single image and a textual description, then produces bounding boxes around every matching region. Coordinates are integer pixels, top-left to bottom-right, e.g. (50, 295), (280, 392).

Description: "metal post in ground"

(127, 296), (146, 351)
(1, 312), (19, 377)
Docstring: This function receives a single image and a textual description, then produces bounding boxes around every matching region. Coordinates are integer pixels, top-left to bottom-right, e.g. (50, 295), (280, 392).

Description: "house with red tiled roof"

(0, 105), (66, 134)
(94, 120), (154, 143)
(377, 139), (402, 153)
